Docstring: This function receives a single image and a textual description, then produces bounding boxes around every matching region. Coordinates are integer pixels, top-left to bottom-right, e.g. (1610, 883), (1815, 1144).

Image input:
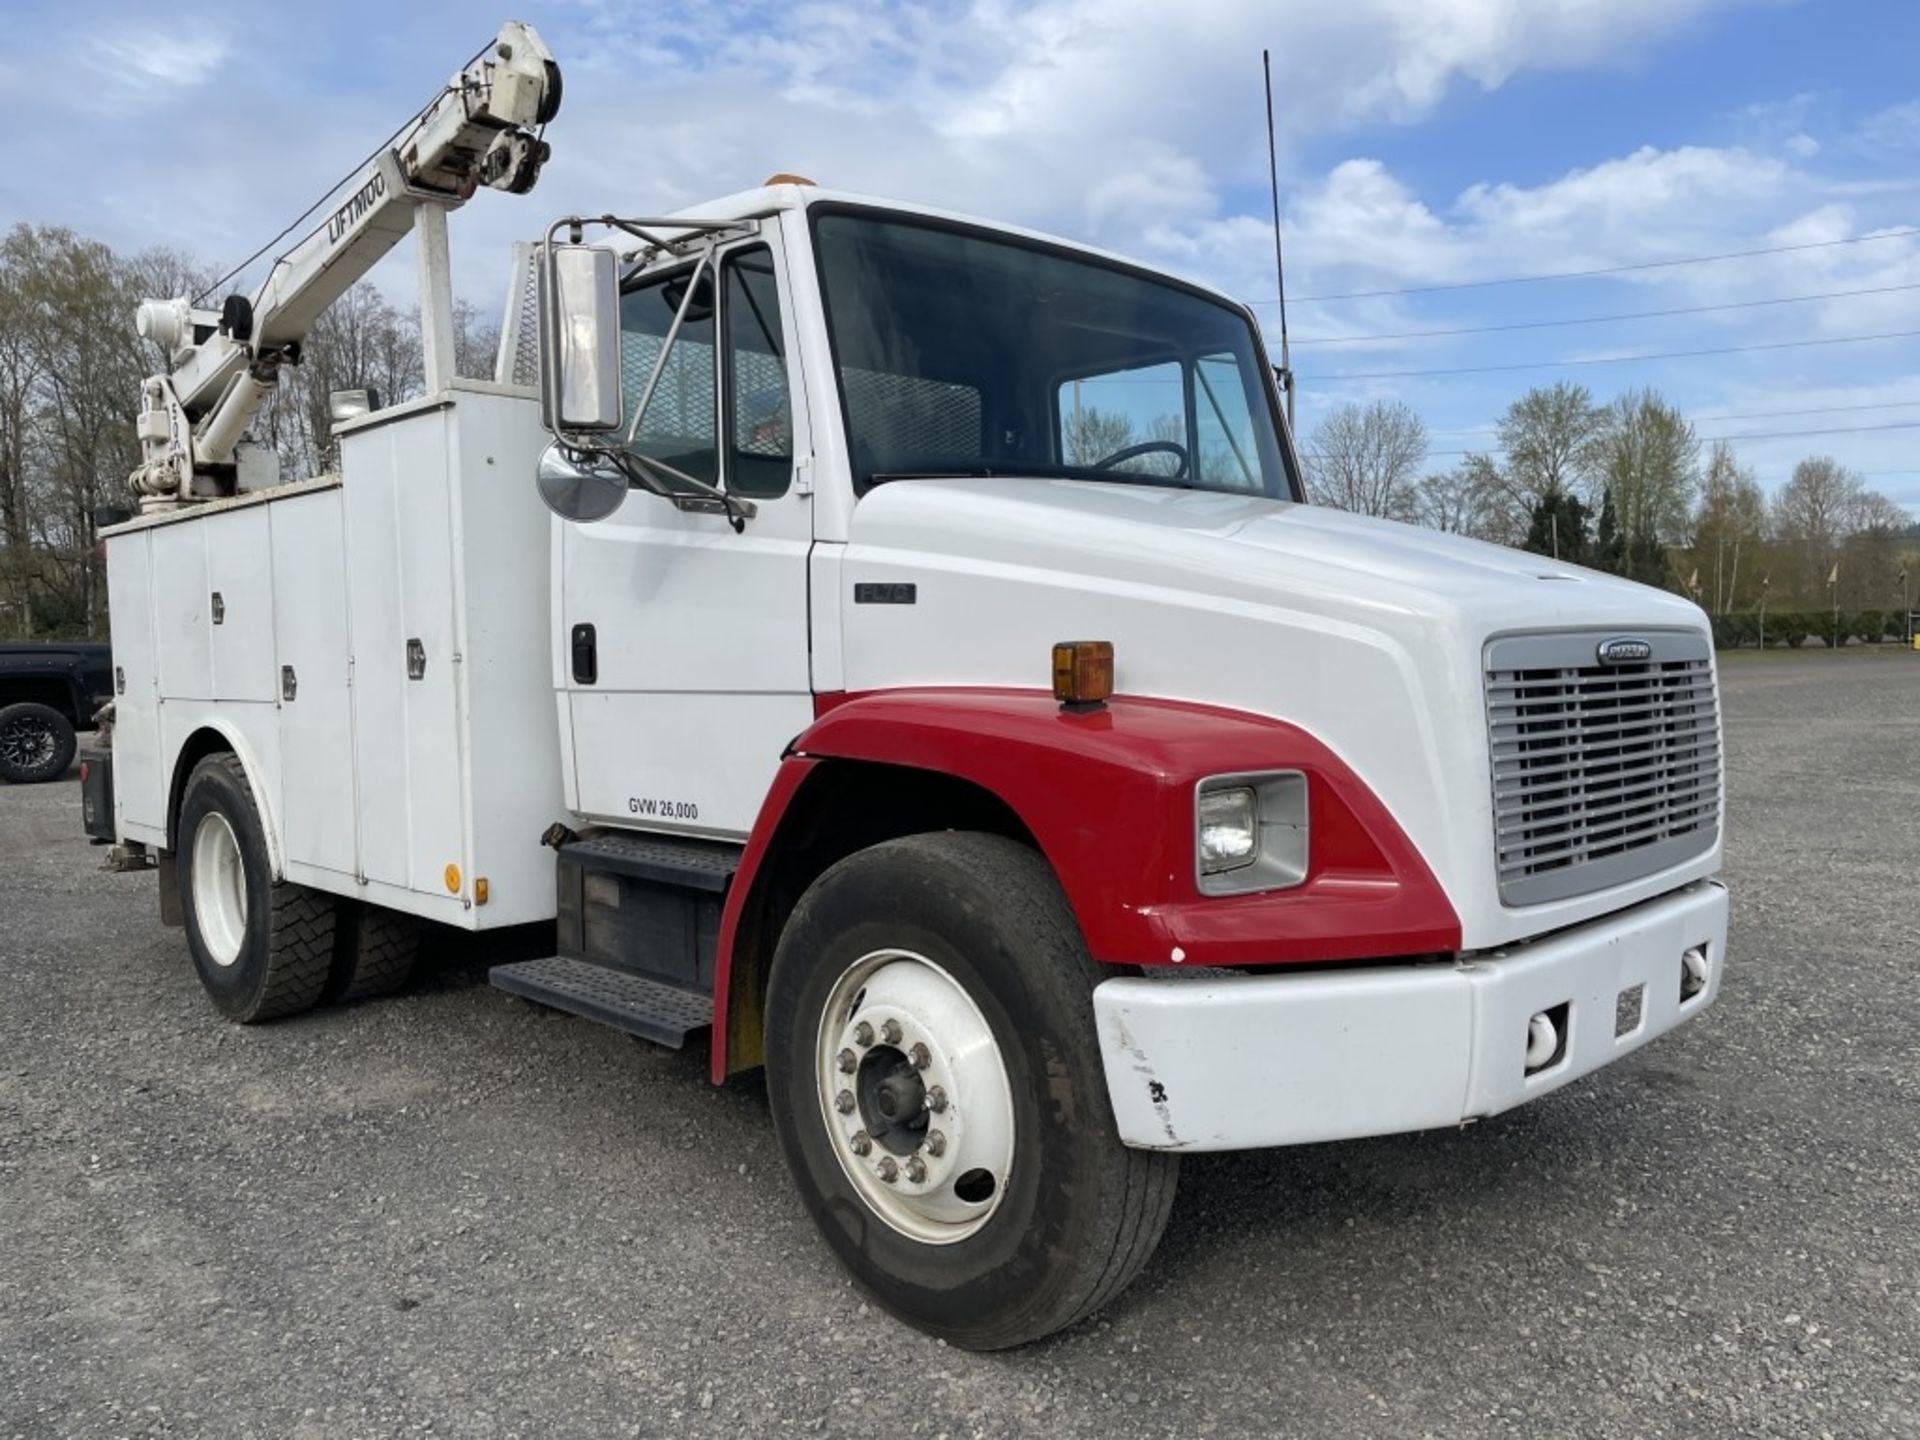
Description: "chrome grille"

(1486, 630), (1721, 906)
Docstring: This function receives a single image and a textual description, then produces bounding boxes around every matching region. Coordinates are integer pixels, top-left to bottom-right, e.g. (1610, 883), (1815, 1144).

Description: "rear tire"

(765, 832), (1178, 1350)
(0, 702), (76, 784)
(328, 904), (422, 1004)
(176, 753), (334, 1023)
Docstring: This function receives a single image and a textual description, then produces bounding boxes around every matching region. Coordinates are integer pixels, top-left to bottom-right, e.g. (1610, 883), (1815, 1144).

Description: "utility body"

(92, 23), (1728, 1348)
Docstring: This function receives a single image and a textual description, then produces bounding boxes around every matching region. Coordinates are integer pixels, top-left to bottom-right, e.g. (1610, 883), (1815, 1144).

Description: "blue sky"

(3, 0), (1917, 511)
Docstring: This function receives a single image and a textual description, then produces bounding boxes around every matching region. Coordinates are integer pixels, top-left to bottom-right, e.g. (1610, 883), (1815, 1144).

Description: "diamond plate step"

(490, 956), (713, 1049)
(561, 829), (742, 894)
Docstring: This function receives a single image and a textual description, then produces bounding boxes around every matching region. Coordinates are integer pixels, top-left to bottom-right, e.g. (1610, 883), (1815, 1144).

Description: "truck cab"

(101, 174), (1726, 1350)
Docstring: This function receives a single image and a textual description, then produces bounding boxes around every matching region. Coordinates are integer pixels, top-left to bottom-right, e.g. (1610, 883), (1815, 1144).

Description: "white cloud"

(1856, 100), (1920, 151)
(77, 32), (231, 113)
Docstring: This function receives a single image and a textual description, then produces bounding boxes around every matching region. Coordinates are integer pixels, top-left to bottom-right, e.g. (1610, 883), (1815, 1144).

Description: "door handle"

(571, 623), (597, 685)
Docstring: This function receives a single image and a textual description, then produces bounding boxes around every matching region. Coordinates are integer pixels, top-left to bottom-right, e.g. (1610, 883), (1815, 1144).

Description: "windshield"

(811, 209), (1298, 499)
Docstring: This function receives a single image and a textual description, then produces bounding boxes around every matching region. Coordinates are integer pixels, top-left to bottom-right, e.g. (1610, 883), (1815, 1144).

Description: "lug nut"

(849, 1131), (872, 1156)
(877, 1157), (898, 1183)
(925, 1085), (947, 1114)
(834, 1089), (855, 1114)
(852, 1021), (873, 1047)
(925, 1129), (947, 1157)
(836, 1048), (858, 1074)
(904, 1156), (927, 1183)
(880, 1019), (902, 1046)
(909, 1042), (931, 1070)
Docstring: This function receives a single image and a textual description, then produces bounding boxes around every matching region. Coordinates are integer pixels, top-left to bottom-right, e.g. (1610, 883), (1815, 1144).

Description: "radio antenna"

(1262, 48), (1295, 432)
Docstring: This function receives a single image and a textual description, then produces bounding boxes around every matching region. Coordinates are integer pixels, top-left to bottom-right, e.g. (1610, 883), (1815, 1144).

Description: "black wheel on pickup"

(0, 701), (77, 784)
(176, 753), (335, 1023)
(327, 904), (422, 1004)
(764, 832), (1178, 1350)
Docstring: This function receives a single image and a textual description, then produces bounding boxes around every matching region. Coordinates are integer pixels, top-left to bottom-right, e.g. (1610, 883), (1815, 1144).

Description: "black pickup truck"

(0, 641), (112, 784)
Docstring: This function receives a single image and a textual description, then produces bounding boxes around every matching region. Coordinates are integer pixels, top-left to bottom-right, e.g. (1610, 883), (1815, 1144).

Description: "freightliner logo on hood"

(1596, 637), (1654, 665)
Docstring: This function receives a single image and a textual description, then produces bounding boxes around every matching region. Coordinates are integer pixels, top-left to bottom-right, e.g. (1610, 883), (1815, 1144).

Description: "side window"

(1057, 361), (1186, 476)
(1193, 353), (1262, 491)
(724, 248), (793, 498)
(620, 269), (717, 489)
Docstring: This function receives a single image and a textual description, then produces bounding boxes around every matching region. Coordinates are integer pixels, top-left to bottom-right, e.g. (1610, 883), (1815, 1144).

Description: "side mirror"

(536, 440), (628, 523)
(538, 243), (624, 433)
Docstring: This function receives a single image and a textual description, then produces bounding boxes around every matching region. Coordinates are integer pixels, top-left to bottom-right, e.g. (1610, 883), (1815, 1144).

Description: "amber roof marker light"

(1052, 641), (1114, 713)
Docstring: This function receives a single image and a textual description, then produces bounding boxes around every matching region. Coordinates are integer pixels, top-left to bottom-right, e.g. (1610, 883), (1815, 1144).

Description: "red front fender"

(711, 689), (1460, 1080)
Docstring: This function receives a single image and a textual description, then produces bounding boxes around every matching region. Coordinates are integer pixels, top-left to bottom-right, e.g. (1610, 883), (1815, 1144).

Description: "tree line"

(0, 223), (496, 638)
(1305, 381), (1916, 628)
(3, 220), (1912, 641)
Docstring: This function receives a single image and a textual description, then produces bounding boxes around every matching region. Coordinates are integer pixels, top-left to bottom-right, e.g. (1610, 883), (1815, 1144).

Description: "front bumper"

(1094, 880), (1727, 1151)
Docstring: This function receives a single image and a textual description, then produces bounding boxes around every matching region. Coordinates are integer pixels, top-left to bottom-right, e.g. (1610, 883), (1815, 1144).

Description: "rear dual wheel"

(178, 754), (335, 1022)
(765, 832), (1178, 1350)
(177, 753), (420, 1021)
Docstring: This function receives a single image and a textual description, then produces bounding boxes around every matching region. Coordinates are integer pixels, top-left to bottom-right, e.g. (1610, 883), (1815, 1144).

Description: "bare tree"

(1305, 399), (1427, 521)
(453, 297), (501, 382)
(1416, 457), (1515, 541)
(1596, 389), (1699, 545)
(1063, 407), (1138, 467)
(1690, 443), (1766, 612)
(1495, 381), (1606, 509)
(1771, 456), (1859, 602)
(0, 230), (45, 634)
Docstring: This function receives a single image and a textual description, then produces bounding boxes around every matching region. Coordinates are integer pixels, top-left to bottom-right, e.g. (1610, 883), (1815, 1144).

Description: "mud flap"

(156, 850), (182, 928)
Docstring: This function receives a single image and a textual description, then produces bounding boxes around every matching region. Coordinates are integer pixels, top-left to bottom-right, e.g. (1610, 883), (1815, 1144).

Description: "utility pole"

(1758, 575), (1770, 651)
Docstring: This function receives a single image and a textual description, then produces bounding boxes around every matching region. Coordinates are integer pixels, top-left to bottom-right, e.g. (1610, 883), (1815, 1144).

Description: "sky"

(3, 0), (1918, 512)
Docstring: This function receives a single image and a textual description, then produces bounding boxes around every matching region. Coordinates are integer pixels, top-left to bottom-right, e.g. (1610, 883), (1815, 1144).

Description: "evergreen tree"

(1524, 490), (1590, 565)
(1594, 488), (1625, 574)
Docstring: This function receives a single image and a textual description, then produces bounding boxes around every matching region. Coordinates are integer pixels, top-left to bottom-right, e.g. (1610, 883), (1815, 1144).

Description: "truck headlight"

(1197, 786), (1258, 873)
(1195, 772), (1310, 896)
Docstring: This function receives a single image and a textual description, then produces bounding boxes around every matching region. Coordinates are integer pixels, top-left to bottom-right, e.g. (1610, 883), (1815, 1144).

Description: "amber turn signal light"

(1052, 640), (1114, 708)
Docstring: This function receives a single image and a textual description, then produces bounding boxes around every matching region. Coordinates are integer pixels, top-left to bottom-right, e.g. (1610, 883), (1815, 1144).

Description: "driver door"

(560, 230), (815, 838)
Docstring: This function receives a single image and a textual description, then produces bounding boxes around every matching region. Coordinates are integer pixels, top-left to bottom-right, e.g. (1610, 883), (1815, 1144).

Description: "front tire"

(0, 702), (76, 784)
(765, 832), (1178, 1350)
(176, 753), (335, 1023)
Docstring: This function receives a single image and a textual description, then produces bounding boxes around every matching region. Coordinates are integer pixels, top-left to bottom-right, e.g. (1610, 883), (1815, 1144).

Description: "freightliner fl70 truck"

(87, 22), (1727, 1348)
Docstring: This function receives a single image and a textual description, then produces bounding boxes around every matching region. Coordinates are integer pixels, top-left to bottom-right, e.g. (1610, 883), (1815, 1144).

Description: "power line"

(1259, 227), (1920, 305)
(1290, 283), (1920, 346)
(1308, 328), (1920, 382)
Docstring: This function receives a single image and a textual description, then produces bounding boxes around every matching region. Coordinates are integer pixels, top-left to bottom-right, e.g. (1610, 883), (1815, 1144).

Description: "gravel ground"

(3, 650), (1917, 1439)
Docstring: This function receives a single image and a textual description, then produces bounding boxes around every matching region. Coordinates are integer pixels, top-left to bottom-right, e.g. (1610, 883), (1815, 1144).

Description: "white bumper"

(1094, 880), (1728, 1152)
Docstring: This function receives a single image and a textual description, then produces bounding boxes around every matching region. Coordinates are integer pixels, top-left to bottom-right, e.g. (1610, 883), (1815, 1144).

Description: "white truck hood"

(833, 477), (1721, 951)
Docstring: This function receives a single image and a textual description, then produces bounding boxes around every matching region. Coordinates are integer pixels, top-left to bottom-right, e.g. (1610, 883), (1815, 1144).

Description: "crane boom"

(129, 20), (560, 510)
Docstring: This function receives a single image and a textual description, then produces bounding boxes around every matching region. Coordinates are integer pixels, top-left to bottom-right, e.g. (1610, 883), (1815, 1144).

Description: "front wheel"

(765, 832), (1178, 1350)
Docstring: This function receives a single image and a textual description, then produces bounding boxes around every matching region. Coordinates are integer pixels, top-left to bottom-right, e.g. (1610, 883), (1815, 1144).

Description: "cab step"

(559, 828), (741, 893)
(490, 956), (714, 1048)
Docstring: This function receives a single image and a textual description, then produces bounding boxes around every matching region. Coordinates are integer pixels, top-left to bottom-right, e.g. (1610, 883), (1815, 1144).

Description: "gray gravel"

(4, 650), (1918, 1439)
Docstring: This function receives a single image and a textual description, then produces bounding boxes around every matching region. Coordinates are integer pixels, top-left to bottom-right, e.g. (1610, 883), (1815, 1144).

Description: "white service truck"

(88, 22), (1728, 1349)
